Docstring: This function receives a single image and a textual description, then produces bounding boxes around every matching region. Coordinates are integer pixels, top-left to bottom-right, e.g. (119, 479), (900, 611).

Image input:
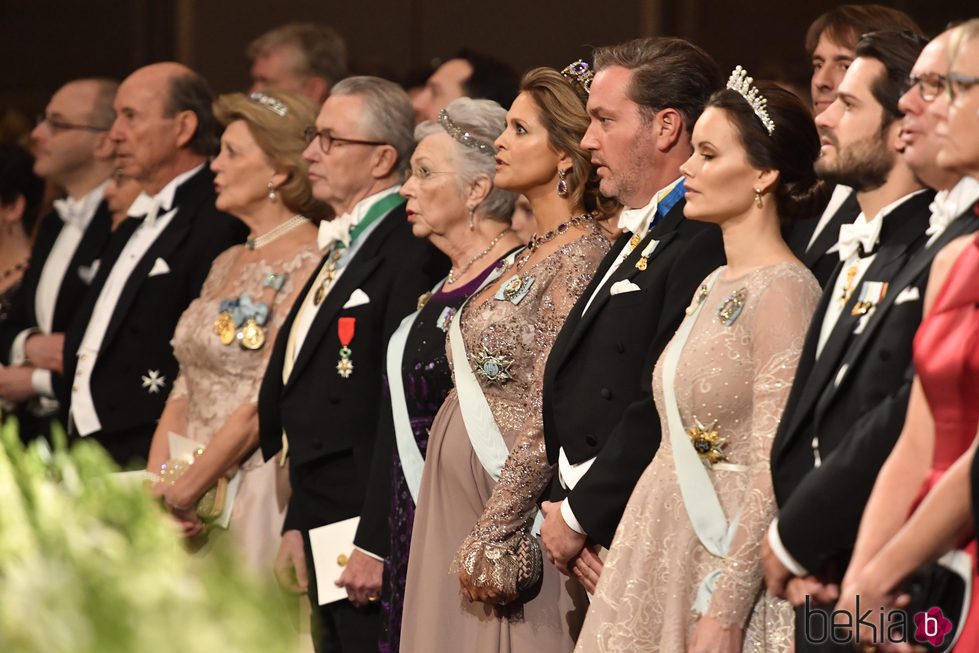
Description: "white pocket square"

(148, 257), (170, 277)
(78, 259), (100, 284)
(609, 279), (641, 296)
(894, 286), (920, 304)
(342, 288), (370, 309)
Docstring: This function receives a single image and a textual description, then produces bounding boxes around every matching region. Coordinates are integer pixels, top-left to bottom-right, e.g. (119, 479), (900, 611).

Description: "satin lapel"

(21, 210), (62, 323)
(803, 193), (860, 267)
(285, 254), (383, 386)
(99, 208), (193, 349)
(283, 210), (401, 386)
(819, 209), (979, 406)
(52, 201), (112, 328)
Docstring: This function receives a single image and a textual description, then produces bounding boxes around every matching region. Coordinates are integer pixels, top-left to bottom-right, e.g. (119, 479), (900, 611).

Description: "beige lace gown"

(575, 262), (820, 653)
(168, 242), (319, 574)
(400, 227), (610, 653)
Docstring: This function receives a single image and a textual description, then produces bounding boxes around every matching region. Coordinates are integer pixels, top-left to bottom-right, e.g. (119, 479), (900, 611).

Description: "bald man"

(61, 63), (245, 466)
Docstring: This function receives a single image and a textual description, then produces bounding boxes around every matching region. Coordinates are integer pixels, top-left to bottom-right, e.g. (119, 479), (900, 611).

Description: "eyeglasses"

(36, 114), (110, 134)
(303, 127), (386, 154)
(406, 165), (454, 182)
(946, 72), (979, 101)
(906, 73), (946, 102)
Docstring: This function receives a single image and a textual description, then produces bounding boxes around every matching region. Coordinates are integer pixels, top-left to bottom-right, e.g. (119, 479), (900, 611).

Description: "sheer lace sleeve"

(453, 232), (608, 597)
(707, 267), (820, 627)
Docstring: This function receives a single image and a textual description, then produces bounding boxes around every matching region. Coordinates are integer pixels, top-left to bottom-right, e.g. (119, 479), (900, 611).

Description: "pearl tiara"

(248, 92), (288, 117)
(437, 109), (497, 157)
(726, 66), (774, 136)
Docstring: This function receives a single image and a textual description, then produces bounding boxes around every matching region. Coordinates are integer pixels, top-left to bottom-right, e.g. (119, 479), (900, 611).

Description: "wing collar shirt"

(70, 164), (203, 437)
(10, 181), (108, 400)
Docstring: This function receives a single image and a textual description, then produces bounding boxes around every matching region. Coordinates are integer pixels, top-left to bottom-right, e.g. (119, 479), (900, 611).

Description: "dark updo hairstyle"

(0, 142), (44, 237)
(518, 68), (619, 221)
(706, 82), (828, 224)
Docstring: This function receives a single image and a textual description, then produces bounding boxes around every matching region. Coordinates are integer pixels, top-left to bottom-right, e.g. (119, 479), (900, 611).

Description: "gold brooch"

(687, 418), (726, 465)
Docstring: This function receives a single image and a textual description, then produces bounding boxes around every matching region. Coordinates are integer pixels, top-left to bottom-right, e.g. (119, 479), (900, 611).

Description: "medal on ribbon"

(634, 239), (659, 271)
(336, 316), (356, 378)
(851, 280), (888, 316)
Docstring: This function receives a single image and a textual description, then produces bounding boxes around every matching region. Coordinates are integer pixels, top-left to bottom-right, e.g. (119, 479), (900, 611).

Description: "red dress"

(912, 233), (979, 650)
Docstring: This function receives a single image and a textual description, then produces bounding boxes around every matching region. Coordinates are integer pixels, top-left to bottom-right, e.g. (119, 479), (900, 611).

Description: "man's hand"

(24, 333), (64, 373)
(761, 533), (794, 599)
(572, 545), (604, 594)
(0, 366), (38, 403)
(540, 500), (587, 575)
(275, 530), (309, 594)
(336, 548), (383, 607)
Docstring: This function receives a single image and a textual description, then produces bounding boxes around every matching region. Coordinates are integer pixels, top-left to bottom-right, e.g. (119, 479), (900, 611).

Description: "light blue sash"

(661, 269), (744, 614)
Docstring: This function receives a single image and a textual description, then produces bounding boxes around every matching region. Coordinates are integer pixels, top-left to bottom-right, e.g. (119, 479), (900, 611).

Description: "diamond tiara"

(437, 109), (497, 157)
(726, 66), (774, 135)
(561, 59), (594, 98)
(249, 92), (288, 117)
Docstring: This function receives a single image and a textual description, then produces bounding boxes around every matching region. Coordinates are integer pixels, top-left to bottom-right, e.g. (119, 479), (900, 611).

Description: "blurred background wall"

(0, 0), (970, 128)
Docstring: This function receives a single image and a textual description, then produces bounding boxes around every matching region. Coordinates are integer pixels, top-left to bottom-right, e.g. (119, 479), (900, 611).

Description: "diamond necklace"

(527, 212), (593, 252)
(246, 214), (310, 250)
(446, 227), (512, 285)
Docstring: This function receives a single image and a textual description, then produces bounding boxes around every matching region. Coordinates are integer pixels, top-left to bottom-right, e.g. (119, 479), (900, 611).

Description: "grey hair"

(330, 76), (414, 174)
(414, 97), (516, 223)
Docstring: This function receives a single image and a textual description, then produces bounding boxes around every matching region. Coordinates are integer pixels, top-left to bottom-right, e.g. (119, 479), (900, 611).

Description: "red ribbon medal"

(336, 317), (356, 378)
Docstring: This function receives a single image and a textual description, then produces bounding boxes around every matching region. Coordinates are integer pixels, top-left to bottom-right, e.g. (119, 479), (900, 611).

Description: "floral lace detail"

(448, 224), (610, 596)
(168, 243), (319, 469)
(576, 262), (820, 652)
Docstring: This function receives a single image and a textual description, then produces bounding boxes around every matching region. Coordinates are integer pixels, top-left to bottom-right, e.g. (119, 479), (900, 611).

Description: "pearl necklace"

(446, 228), (512, 285)
(246, 214), (310, 250)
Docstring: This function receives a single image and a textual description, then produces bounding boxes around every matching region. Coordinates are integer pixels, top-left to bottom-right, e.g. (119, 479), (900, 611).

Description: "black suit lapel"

(52, 201), (112, 329)
(284, 210), (400, 387)
(821, 203), (978, 403)
(561, 202), (685, 357)
(803, 192), (860, 267)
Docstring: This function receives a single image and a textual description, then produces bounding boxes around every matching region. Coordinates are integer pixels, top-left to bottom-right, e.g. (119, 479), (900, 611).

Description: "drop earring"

(467, 206), (475, 230)
(754, 187), (763, 208)
(557, 169), (569, 197)
(268, 181), (278, 201)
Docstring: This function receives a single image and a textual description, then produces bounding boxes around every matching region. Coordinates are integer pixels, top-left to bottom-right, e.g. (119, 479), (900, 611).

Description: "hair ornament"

(726, 66), (774, 135)
(248, 92), (288, 117)
(437, 109), (497, 157)
(560, 59), (594, 99)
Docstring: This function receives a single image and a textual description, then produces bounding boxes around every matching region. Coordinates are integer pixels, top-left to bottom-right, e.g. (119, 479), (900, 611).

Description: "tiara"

(437, 109), (497, 157)
(726, 66), (774, 135)
(249, 92), (288, 117)
(561, 60), (594, 98)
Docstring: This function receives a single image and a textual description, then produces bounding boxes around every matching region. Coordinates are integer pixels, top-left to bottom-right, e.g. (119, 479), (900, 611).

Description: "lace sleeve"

(707, 268), (819, 628)
(453, 234), (607, 597)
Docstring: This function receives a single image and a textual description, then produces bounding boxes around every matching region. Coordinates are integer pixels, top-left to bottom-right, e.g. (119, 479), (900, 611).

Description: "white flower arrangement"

(0, 420), (295, 653)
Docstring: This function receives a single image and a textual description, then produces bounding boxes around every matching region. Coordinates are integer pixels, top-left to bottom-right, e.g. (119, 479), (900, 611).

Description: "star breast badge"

(141, 370), (166, 394)
(473, 348), (514, 386)
(687, 418), (726, 465)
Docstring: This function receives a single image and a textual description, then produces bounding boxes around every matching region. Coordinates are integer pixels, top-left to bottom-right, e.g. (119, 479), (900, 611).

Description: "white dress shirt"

(806, 184), (853, 251)
(71, 165), (203, 436)
(9, 182), (108, 400)
(926, 176), (979, 248)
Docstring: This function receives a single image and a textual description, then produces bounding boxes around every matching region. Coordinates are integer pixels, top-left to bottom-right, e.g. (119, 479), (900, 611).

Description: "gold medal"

(238, 319), (266, 350)
(635, 257), (648, 271)
(417, 291), (432, 311)
(214, 312), (236, 345)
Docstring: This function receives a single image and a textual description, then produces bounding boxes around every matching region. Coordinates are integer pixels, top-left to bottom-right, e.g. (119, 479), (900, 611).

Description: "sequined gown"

(379, 262), (499, 653)
(915, 235), (979, 651)
(576, 263), (819, 653)
(168, 242), (319, 574)
(400, 226), (609, 653)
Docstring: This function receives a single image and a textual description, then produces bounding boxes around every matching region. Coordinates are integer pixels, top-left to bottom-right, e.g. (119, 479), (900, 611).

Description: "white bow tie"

(926, 190), (958, 238)
(127, 192), (170, 227)
(837, 217), (883, 260)
(53, 197), (85, 228)
(317, 213), (356, 251)
(617, 205), (652, 236)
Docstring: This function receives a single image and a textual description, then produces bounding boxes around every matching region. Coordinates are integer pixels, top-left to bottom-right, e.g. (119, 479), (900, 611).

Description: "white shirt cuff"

(560, 498), (587, 536)
(31, 368), (54, 397)
(767, 519), (809, 577)
(353, 544), (384, 562)
(11, 328), (38, 366)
